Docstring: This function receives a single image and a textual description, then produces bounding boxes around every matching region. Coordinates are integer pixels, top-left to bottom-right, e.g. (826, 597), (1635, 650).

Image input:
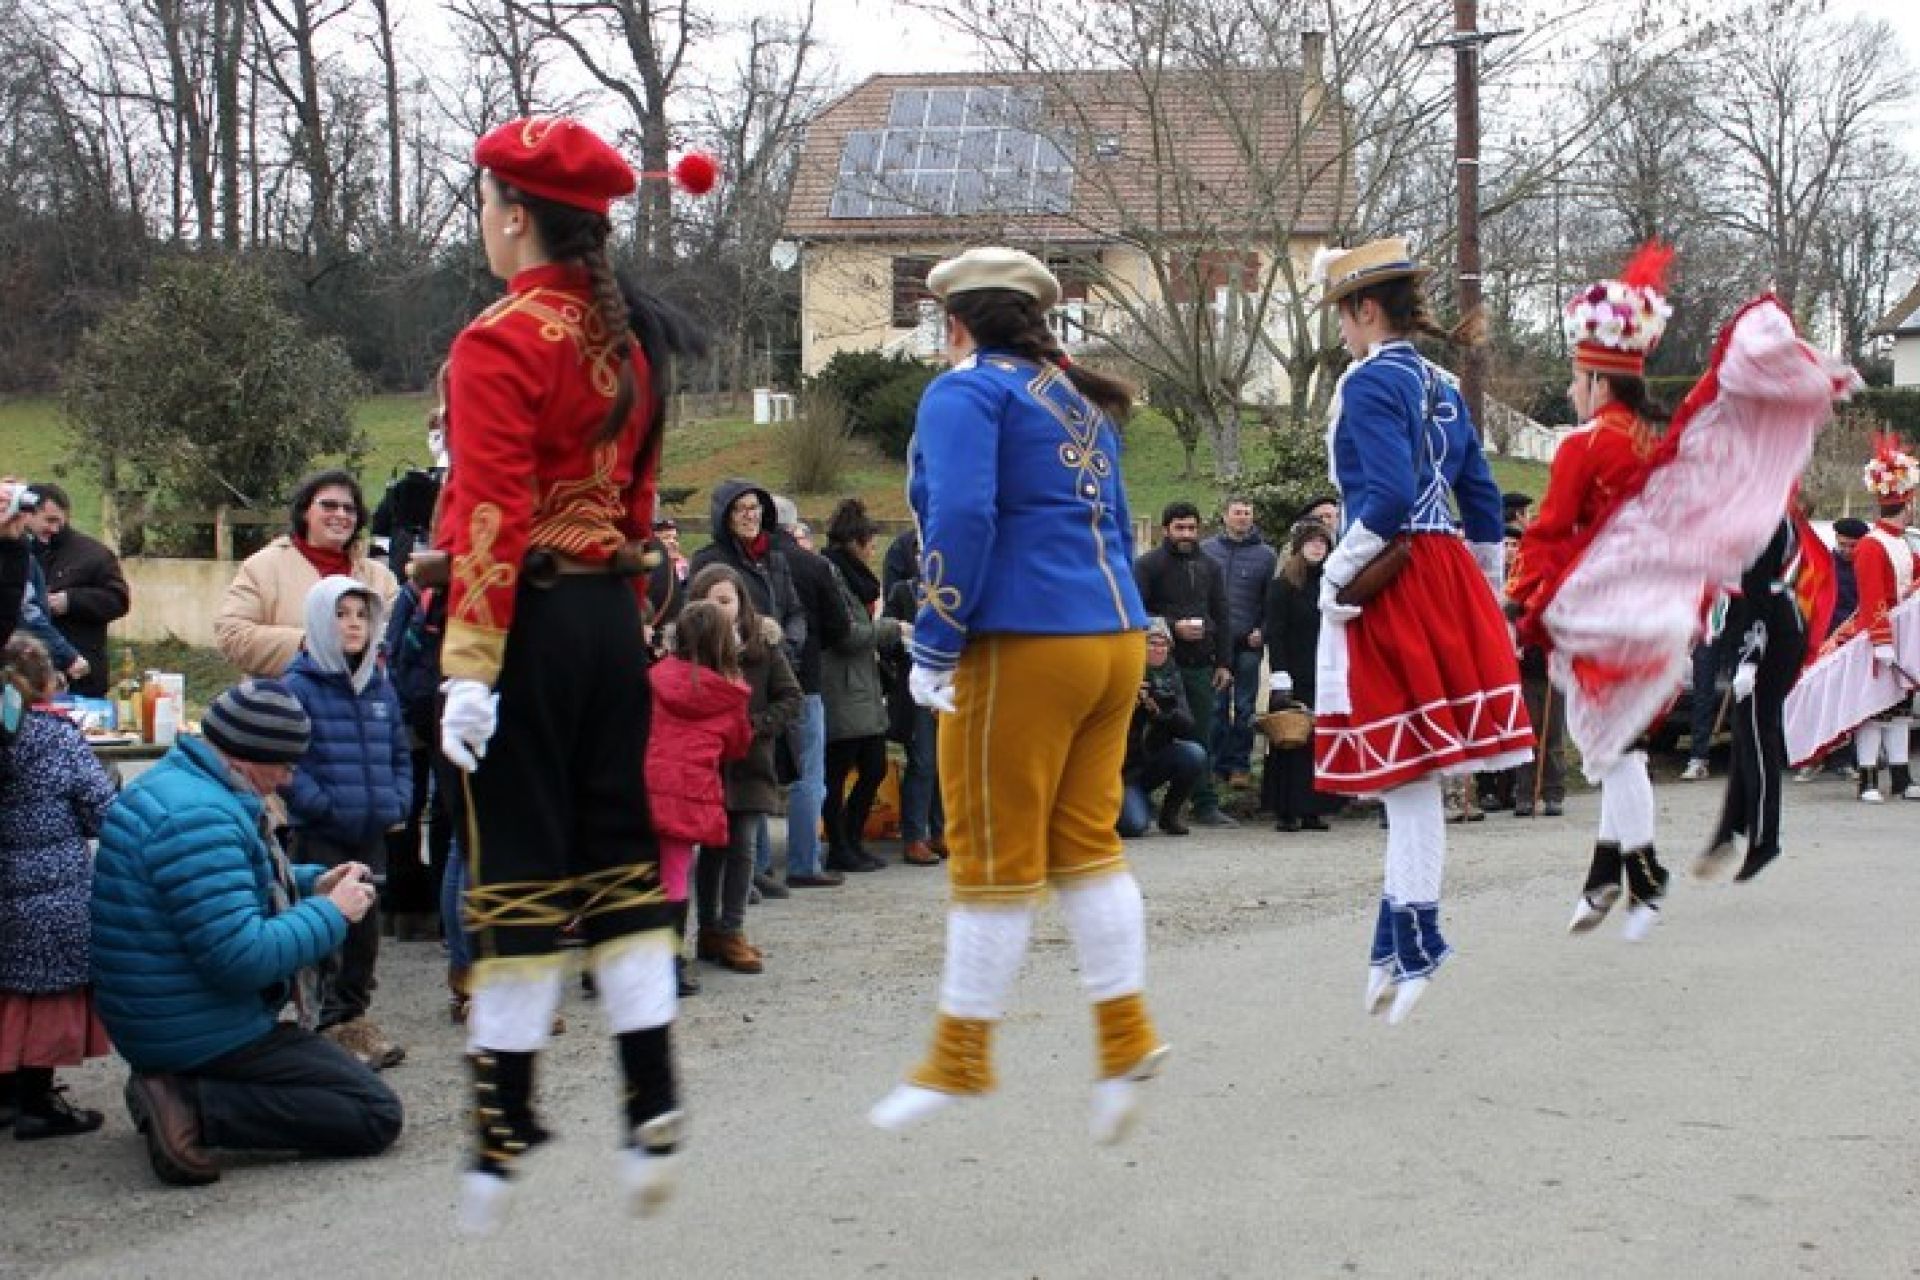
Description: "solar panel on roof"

(829, 86), (1078, 219)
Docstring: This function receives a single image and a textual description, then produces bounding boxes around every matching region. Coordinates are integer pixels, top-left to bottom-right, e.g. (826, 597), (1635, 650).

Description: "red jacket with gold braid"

(436, 263), (656, 686)
(1827, 519), (1914, 650)
(1507, 402), (1658, 650)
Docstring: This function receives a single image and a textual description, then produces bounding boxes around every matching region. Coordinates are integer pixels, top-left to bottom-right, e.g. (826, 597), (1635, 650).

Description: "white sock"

(1381, 779), (1445, 903)
(1056, 874), (1146, 1002)
(1599, 752), (1655, 850)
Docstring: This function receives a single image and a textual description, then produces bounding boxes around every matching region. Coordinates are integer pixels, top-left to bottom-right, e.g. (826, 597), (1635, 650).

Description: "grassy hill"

(2, 393), (1548, 539)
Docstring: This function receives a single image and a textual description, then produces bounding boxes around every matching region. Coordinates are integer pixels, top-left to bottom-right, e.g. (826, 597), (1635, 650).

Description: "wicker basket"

(1255, 705), (1314, 749)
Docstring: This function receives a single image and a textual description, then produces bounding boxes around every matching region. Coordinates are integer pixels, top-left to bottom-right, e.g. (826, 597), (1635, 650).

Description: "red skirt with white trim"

(1314, 534), (1533, 795)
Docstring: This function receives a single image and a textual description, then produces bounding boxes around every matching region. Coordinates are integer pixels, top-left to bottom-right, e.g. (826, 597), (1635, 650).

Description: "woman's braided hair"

(941, 288), (1136, 423)
(495, 180), (638, 445)
(1341, 275), (1484, 349)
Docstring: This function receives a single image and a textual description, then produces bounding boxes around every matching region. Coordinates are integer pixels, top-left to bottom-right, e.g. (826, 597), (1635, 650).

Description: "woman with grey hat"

(870, 247), (1167, 1145)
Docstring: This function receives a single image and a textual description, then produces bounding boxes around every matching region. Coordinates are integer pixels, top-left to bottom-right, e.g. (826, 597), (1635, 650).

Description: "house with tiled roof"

(1871, 278), (1920, 386)
(779, 37), (1349, 389)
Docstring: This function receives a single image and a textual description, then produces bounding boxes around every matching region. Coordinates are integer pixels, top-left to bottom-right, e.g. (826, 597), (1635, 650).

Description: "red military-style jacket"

(436, 263), (657, 685)
(1827, 518), (1914, 650)
(1508, 401), (1658, 650)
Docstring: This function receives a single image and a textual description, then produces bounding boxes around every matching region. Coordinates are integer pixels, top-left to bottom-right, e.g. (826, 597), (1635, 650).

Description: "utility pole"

(1421, 5), (1518, 440)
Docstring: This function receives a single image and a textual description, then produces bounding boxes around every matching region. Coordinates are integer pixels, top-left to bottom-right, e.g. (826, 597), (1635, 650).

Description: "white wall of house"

(1893, 333), (1920, 387)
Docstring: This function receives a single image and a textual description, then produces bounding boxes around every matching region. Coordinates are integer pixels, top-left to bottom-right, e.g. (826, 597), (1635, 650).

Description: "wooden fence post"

(214, 504), (233, 562)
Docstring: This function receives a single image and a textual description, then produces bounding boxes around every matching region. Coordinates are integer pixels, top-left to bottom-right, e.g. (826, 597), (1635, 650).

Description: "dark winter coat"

(1201, 529), (1277, 647)
(38, 526), (131, 696)
(17, 553), (78, 672)
(280, 579), (412, 848)
(1124, 661), (1196, 777)
(0, 536), (26, 648)
(1264, 566), (1324, 708)
(382, 581), (444, 736)
(776, 533), (851, 695)
(883, 578), (919, 744)
(92, 736), (348, 1073)
(646, 656), (752, 847)
(0, 713), (118, 993)
(1133, 542), (1229, 669)
(821, 548), (903, 744)
(689, 480), (807, 664)
(723, 622), (804, 815)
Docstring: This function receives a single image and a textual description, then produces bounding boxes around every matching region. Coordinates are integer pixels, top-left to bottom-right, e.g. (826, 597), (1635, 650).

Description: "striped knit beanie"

(202, 679), (311, 764)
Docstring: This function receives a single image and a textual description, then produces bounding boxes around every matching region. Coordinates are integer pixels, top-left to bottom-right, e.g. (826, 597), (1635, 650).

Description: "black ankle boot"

(1891, 764), (1914, 799)
(1859, 766), (1882, 800)
(616, 1026), (680, 1138)
(468, 1050), (548, 1177)
(1623, 845), (1669, 905)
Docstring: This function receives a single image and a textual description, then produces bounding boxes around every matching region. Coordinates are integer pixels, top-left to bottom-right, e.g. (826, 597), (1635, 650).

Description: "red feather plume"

(1619, 240), (1675, 292)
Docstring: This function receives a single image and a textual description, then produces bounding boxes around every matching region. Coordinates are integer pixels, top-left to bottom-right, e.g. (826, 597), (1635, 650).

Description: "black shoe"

(1542, 800), (1564, 817)
(13, 1087), (104, 1141)
(1300, 816), (1331, 831)
(1190, 808), (1240, 828)
(824, 851), (882, 874)
(1512, 801), (1534, 817)
(1273, 816), (1302, 832)
(752, 872), (790, 900)
(1158, 813), (1191, 836)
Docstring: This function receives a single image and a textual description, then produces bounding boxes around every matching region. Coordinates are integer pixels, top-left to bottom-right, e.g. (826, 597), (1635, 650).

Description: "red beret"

(474, 117), (636, 216)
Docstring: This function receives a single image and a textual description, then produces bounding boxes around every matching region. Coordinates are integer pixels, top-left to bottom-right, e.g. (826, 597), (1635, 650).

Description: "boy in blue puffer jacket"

(281, 576), (411, 1069)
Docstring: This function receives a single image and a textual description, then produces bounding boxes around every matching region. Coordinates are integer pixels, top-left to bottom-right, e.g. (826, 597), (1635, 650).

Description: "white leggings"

(1855, 718), (1913, 769)
(1596, 751), (1656, 850)
(1381, 778), (1445, 903)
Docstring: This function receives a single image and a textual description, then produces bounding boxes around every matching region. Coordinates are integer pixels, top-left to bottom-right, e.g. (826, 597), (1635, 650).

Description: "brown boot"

(902, 840), (941, 866)
(325, 1019), (407, 1070)
(705, 929), (763, 975)
(124, 1074), (220, 1187)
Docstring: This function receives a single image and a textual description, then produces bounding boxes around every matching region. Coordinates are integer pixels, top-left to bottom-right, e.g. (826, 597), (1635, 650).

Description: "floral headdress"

(1563, 241), (1676, 377)
(1864, 432), (1920, 502)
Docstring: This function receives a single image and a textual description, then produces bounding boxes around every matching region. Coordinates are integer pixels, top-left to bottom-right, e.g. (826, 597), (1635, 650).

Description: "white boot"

(868, 1085), (967, 1133)
(619, 1110), (683, 1215)
(1621, 901), (1661, 942)
(1088, 1044), (1171, 1146)
(1364, 965), (1396, 1016)
(1386, 977), (1430, 1025)
(457, 1171), (513, 1237)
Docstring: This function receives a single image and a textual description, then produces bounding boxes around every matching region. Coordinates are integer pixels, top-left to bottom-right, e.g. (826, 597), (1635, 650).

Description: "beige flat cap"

(927, 246), (1061, 310)
(1312, 237), (1431, 309)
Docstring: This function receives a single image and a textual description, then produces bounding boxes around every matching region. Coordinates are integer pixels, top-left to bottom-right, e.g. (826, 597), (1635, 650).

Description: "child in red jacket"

(646, 601), (752, 996)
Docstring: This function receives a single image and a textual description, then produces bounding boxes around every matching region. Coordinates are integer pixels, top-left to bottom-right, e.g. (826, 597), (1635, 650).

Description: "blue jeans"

(899, 705), (945, 843)
(1212, 647), (1264, 777)
(780, 693), (828, 876)
(440, 846), (471, 973)
(1689, 642), (1720, 760)
(1118, 740), (1208, 836)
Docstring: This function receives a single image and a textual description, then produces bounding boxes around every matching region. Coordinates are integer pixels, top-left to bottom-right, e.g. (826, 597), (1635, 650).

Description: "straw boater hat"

(927, 247), (1061, 310)
(1309, 238), (1432, 310)
(1563, 242), (1675, 378)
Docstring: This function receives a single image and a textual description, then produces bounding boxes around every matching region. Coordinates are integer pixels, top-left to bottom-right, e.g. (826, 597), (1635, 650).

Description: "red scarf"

(742, 532), (770, 563)
(293, 535), (353, 579)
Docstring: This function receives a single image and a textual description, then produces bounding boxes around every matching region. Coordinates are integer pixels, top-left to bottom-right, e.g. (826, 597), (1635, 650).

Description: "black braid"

(943, 287), (1136, 422)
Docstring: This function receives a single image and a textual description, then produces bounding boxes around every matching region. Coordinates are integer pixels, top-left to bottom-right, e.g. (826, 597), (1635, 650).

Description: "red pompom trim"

(670, 151), (720, 195)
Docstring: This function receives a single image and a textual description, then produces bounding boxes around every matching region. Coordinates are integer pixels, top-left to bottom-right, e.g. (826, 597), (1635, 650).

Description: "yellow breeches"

(938, 632), (1145, 904)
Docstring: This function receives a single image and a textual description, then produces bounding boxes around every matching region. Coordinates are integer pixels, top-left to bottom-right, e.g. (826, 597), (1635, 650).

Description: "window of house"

(892, 256), (939, 327)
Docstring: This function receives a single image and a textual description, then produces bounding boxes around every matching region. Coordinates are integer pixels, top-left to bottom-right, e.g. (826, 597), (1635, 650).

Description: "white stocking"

(1381, 778), (1445, 903)
(592, 933), (678, 1034)
(1598, 752), (1656, 850)
(1884, 718), (1912, 767)
(1057, 875), (1146, 1002)
(467, 967), (566, 1054)
(937, 906), (1036, 1019)
(1855, 721), (1885, 769)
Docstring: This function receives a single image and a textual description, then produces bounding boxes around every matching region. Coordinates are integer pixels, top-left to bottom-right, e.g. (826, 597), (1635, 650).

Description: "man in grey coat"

(1201, 497), (1276, 786)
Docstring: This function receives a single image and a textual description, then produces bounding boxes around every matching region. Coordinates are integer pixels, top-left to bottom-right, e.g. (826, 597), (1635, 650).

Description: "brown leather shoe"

(902, 841), (941, 866)
(324, 1019), (408, 1070)
(125, 1074), (220, 1187)
(706, 929), (763, 974)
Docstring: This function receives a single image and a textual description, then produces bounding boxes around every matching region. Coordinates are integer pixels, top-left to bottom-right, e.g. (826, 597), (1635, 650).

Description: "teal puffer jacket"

(90, 736), (347, 1072)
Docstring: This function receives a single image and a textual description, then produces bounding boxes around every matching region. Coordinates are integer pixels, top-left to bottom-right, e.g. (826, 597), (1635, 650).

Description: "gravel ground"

(4, 768), (1917, 1279)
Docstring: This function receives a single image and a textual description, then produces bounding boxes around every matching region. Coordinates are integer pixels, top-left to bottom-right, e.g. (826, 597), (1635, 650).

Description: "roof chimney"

(1301, 30), (1326, 88)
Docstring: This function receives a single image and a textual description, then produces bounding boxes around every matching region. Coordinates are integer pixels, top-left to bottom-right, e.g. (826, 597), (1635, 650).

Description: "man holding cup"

(1133, 502), (1235, 827)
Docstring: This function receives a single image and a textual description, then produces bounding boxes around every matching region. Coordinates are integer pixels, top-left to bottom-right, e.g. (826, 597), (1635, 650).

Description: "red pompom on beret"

(474, 117), (636, 216)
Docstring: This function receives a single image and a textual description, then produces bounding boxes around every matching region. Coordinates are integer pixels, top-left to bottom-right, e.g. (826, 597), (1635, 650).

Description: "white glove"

(909, 664), (957, 714)
(1469, 540), (1505, 601)
(1874, 643), (1898, 674)
(1731, 663), (1757, 702)
(440, 678), (499, 773)
(1317, 574), (1362, 625)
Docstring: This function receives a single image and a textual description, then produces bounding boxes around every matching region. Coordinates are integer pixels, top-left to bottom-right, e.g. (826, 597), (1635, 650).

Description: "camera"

(2, 486), (39, 520)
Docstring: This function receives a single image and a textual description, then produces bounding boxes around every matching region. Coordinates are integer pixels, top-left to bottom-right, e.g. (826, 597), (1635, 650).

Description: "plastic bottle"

(151, 694), (180, 747)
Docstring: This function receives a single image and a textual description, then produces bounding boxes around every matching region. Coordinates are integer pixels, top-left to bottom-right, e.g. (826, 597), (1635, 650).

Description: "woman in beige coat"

(215, 470), (398, 677)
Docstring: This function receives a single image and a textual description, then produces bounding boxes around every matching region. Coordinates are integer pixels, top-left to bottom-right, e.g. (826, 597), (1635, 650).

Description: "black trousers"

(464, 577), (668, 960)
(823, 733), (888, 857)
(695, 811), (759, 933)
(291, 832), (383, 1027)
(183, 1023), (403, 1157)
(1712, 624), (1804, 858)
(1518, 669), (1566, 805)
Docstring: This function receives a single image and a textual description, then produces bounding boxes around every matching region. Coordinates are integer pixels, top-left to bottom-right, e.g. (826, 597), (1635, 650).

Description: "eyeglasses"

(315, 499), (358, 515)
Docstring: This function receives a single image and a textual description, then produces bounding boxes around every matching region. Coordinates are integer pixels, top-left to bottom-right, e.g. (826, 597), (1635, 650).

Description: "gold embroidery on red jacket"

(480, 290), (621, 398)
(531, 442), (627, 558)
(452, 502), (518, 630)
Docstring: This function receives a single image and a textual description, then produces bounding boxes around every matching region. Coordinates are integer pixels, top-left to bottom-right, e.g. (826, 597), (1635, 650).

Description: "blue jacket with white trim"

(907, 351), (1147, 670)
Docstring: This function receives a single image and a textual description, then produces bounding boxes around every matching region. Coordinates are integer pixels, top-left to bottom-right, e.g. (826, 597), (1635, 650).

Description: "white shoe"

(619, 1110), (683, 1215)
(1385, 976), (1430, 1025)
(1621, 901), (1661, 942)
(1792, 766), (1818, 783)
(868, 1084), (966, 1133)
(1680, 759), (1709, 781)
(1691, 839), (1739, 882)
(1089, 1044), (1171, 1146)
(1903, 785), (1920, 801)
(1365, 965), (1395, 1015)
(1568, 884), (1621, 934)
(457, 1170), (513, 1237)
(1860, 788), (1885, 804)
